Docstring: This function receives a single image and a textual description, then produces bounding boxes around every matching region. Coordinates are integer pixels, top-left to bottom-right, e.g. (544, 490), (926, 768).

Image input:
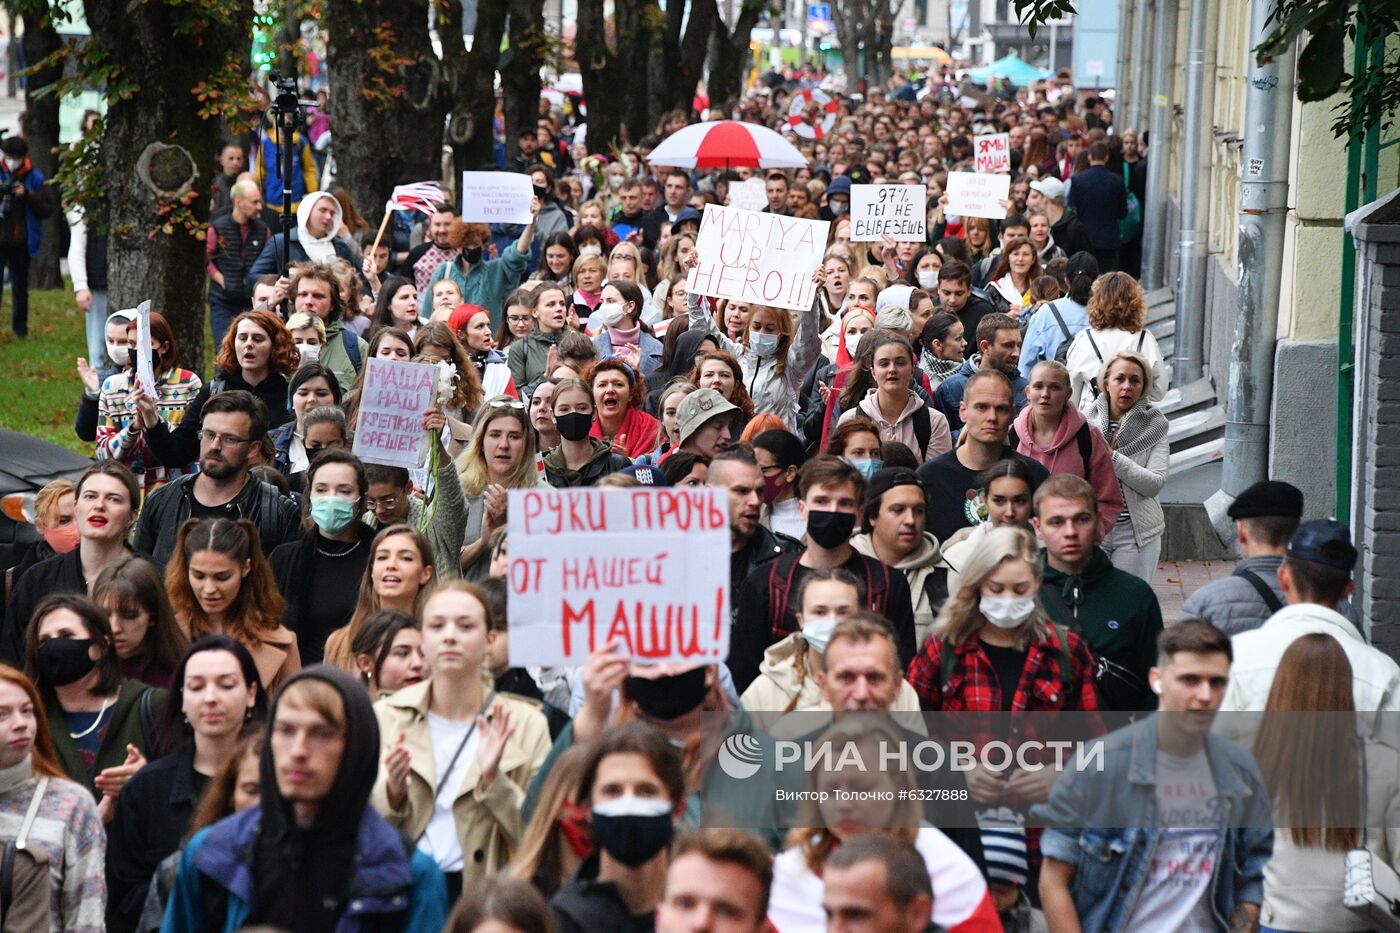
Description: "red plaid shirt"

(907, 625), (1100, 714)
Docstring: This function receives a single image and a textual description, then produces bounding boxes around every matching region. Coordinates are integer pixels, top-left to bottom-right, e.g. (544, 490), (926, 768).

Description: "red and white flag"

(386, 182), (445, 215)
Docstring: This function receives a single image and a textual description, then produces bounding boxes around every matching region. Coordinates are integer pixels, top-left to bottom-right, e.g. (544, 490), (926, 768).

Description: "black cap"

(1227, 480), (1304, 520)
(1286, 519), (1357, 571)
(864, 467), (922, 510)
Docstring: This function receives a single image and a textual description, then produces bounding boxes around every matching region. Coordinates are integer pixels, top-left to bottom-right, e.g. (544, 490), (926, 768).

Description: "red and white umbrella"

(646, 120), (808, 170)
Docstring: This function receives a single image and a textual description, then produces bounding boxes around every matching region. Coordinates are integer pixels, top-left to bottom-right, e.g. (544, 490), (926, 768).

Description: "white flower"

(433, 360), (459, 407)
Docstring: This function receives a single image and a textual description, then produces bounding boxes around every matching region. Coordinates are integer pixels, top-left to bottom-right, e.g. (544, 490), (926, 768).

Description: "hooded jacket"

(687, 291), (822, 433)
(369, 683), (551, 885)
(161, 666), (448, 933)
(507, 328), (565, 389)
(1047, 204), (1095, 257)
(934, 355), (1029, 433)
(1040, 547), (1163, 712)
(549, 852), (658, 933)
(543, 439), (632, 488)
(244, 192), (356, 291)
(1012, 403), (1123, 541)
(841, 389), (953, 464)
(852, 531), (952, 647)
(1221, 603), (1400, 733)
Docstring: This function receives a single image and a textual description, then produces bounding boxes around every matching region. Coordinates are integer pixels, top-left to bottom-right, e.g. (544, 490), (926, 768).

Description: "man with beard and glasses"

(133, 391), (299, 568)
(163, 666), (448, 931)
(728, 456), (915, 694)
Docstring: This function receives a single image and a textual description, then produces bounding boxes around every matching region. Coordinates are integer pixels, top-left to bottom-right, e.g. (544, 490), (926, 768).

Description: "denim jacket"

(1032, 715), (1274, 933)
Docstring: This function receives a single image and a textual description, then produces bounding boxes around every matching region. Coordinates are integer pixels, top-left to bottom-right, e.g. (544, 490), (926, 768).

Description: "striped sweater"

(0, 770), (107, 932)
(95, 368), (203, 496)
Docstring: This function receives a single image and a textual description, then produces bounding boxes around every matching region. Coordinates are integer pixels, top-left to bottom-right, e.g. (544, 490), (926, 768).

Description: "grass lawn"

(0, 286), (214, 455)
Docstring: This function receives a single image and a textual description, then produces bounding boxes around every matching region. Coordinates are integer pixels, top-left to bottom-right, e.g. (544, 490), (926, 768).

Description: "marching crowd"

(0, 62), (1390, 933)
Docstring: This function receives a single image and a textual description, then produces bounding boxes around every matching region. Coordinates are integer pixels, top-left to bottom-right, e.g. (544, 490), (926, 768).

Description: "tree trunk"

(441, 0), (507, 178)
(672, 0), (716, 116)
(501, 0), (546, 165)
(326, 0), (447, 223)
(708, 0), (762, 112)
(81, 0), (251, 374)
(575, 0), (629, 152)
(19, 8), (60, 290)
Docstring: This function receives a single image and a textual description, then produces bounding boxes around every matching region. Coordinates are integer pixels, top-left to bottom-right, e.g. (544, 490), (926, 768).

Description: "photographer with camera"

(0, 136), (56, 338)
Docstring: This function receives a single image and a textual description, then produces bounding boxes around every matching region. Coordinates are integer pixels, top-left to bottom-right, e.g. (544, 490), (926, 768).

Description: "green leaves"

(1011, 0), (1077, 38)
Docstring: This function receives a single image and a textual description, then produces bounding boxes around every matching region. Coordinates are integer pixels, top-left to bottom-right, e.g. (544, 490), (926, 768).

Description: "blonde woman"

(455, 396), (548, 579)
(1082, 350), (1170, 583)
(1064, 271), (1168, 410)
(372, 582), (551, 903)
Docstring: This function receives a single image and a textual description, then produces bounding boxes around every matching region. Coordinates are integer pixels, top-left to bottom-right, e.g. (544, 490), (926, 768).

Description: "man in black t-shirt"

(917, 370), (1048, 542)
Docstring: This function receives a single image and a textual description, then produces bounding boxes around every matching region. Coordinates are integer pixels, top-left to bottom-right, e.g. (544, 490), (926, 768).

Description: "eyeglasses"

(487, 398), (526, 411)
(758, 463), (785, 476)
(198, 430), (252, 448)
(507, 315), (533, 325)
(364, 494), (401, 511)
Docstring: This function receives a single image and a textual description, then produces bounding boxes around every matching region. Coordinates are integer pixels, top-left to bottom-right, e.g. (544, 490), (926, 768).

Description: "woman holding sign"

(683, 252), (824, 435)
(372, 582), (551, 902)
(455, 397), (548, 580)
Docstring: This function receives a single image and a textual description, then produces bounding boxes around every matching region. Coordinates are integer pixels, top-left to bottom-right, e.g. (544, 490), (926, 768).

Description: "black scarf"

(250, 666), (381, 932)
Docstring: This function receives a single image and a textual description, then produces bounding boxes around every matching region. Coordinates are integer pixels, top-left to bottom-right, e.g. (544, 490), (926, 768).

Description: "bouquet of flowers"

(421, 360), (459, 532)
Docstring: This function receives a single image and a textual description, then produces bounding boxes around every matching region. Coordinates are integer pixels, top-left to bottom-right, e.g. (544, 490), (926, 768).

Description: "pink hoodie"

(1014, 402), (1124, 541)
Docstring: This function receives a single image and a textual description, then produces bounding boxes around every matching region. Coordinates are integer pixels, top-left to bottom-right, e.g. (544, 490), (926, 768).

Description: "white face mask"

(917, 270), (939, 290)
(106, 342), (130, 367)
(749, 331), (779, 356)
(979, 595), (1037, 629)
(579, 244), (604, 257)
(801, 616), (839, 654)
(597, 302), (628, 327)
(829, 199), (848, 216)
(844, 332), (864, 357)
(297, 343), (321, 363)
(3, 156), (21, 171)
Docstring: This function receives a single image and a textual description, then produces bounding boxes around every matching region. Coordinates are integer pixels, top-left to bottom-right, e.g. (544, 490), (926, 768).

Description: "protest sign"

(974, 133), (1011, 174)
(350, 358), (436, 468)
(459, 171), (535, 225)
(688, 205), (829, 312)
(850, 184), (927, 242)
(728, 178), (769, 212)
(134, 300), (156, 397)
(946, 171), (1011, 220)
(507, 487), (730, 667)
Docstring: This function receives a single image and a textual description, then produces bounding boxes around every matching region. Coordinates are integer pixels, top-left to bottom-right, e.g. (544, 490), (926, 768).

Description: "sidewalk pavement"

(1153, 559), (1238, 625)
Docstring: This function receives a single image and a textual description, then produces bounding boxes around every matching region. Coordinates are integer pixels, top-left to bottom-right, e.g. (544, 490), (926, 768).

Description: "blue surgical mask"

(801, 616), (839, 653)
(849, 458), (884, 480)
(309, 496), (358, 536)
(749, 331), (779, 356)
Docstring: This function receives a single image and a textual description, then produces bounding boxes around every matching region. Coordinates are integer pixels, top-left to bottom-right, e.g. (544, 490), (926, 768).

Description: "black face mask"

(555, 411), (593, 442)
(626, 666), (708, 720)
(36, 638), (97, 687)
(590, 804), (674, 867)
(463, 245), (484, 264)
(533, 184), (550, 200)
(806, 509), (856, 549)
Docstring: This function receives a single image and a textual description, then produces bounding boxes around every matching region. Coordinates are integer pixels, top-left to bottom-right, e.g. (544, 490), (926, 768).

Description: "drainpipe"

(1171, 0), (1217, 385)
(1206, 0), (1296, 539)
(1140, 0), (1179, 292)
(1127, 0), (1153, 133)
(1115, 0), (1132, 121)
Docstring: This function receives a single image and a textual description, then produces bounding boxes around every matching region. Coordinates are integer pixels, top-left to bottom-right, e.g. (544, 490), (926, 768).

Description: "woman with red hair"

(447, 303), (518, 398)
(145, 309), (299, 471)
(96, 310), (203, 495)
(587, 359), (659, 458)
(0, 664), (106, 930)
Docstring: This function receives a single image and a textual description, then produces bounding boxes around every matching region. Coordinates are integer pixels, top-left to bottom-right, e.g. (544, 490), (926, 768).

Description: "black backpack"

(766, 551), (892, 636)
(1083, 329), (1147, 399)
(1007, 422), (1094, 482)
(1046, 301), (1075, 364)
(911, 404), (932, 461)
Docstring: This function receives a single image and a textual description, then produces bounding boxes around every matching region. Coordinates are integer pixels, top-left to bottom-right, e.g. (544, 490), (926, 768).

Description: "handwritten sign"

(850, 184), (926, 242)
(974, 133), (1011, 174)
(946, 171), (1011, 220)
(350, 358), (435, 468)
(507, 488), (730, 666)
(459, 171), (535, 225)
(133, 300), (156, 397)
(688, 205), (829, 312)
(728, 178), (769, 212)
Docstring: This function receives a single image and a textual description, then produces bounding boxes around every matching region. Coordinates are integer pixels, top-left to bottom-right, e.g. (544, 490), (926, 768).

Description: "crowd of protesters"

(0, 57), (1386, 933)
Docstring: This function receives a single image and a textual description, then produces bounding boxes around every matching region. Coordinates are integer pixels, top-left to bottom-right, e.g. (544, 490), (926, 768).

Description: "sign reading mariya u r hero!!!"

(506, 488), (731, 666)
(688, 205), (829, 312)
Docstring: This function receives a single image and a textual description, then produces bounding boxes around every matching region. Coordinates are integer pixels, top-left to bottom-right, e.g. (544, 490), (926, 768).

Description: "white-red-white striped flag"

(386, 182), (446, 215)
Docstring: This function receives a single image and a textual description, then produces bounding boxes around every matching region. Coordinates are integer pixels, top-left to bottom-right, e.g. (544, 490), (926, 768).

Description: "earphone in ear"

(1152, 680), (1163, 696)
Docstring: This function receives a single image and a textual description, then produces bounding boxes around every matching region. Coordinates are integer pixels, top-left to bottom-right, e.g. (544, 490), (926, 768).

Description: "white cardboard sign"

(506, 488), (730, 667)
(459, 171), (535, 225)
(850, 184), (927, 242)
(350, 358), (436, 468)
(688, 205), (829, 312)
(946, 171), (1011, 220)
(974, 133), (1011, 174)
(728, 178), (769, 212)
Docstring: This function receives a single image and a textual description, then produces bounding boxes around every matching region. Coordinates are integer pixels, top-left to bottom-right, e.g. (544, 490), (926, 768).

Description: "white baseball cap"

(1029, 176), (1065, 202)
